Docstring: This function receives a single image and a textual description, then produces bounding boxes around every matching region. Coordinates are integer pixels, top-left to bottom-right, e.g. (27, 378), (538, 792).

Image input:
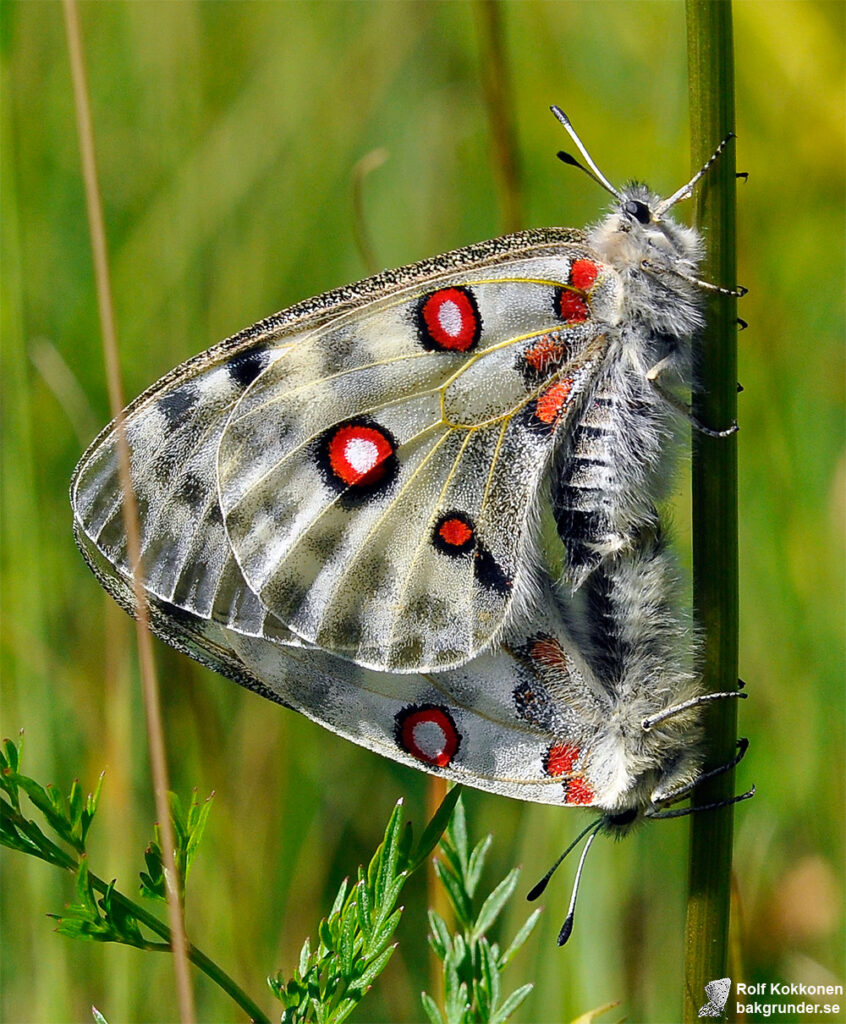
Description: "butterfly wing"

(72, 229), (617, 673)
(79, 532), (609, 808)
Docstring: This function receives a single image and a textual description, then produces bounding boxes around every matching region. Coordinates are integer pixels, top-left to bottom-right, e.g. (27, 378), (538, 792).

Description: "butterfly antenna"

(550, 106), (621, 202)
(557, 827), (599, 945)
(527, 816), (602, 901)
(654, 132), (736, 217)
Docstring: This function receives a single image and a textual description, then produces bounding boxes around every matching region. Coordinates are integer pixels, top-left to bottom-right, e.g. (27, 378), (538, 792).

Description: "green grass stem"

(684, 3), (742, 1019)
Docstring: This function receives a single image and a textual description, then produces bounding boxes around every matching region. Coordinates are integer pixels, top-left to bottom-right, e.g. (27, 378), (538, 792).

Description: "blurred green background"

(2, 2), (843, 1022)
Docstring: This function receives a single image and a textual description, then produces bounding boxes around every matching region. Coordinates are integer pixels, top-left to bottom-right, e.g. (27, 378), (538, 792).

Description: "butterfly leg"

(645, 355), (738, 438)
(650, 737), (750, 806)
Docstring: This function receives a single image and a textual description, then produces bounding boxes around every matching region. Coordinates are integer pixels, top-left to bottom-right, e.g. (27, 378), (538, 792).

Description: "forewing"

(218, 252), (615, 671)
(72, 334), (296, 643)
(72, 230), (615, 673)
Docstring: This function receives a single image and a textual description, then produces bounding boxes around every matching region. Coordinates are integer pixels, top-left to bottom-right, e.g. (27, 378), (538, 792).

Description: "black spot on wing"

(227, 348), (270, 390)
(175, 471), (207, 509)
(158, 386), (200, 428)
(474, 545), (511, 594)
(513, 677), (557, 730)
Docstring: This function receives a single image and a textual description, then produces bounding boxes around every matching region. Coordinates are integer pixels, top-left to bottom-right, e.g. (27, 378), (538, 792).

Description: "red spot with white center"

(556, 290), (589, 323)
(534, 377), (574, 425)
(564, 778), (595, 805)
(418, 287), (481, 352)
(326, 423), (395, 487)
(545, 743), (581, 777)
(570, 259), (599, 291)
(395, 705), (460, 767)
(433, 511), (476, 555)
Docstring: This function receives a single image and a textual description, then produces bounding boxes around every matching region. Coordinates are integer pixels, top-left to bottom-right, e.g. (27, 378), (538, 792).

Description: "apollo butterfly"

(71, 108), (750, 942)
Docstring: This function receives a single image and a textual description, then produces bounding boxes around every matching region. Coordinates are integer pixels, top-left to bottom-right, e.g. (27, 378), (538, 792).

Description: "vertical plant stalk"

(684, 3), (741, 1021)
(62, 4), (196, 1021)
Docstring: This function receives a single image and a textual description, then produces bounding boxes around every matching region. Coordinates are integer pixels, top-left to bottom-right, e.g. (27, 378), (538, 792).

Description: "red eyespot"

(417, 287), (481, 352)
(433, 512), (476, 555)
(395, 705), (461, 767)
(570, 259), (599, 291)
(564, 778), (595, 805)
(545, 743), (581, 777)
(556, 290), (589, 323)
(319, 419), (398, 494)
(528, 635), (570, 672)
(524, 334), (570, 374)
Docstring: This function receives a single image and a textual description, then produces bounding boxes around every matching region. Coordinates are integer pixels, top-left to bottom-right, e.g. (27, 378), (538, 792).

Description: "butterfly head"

(550, 105), (730, 277)
(592, 180), (704, 273)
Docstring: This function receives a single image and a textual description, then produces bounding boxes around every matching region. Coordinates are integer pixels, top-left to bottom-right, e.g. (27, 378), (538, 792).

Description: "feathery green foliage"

(269, 789), (460, 1024)
(0, 735), (269, 1022)
(422, 797), (538, 1024)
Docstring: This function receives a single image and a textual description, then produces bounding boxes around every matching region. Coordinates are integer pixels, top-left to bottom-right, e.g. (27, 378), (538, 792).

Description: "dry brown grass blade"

(61, 2), (196, 1020)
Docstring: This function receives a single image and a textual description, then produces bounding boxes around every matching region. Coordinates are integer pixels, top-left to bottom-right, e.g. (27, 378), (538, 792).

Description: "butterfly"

(72, 108), (750, 939)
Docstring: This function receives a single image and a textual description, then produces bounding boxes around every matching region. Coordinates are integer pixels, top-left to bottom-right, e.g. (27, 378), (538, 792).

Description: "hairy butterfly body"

(72, 109), (749, 940)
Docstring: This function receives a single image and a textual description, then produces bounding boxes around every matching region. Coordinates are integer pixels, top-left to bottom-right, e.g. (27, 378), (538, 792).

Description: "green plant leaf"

(465, 833), (492, 899)
(339, 897), (357, 976)
(427, 908), (451, 959)
(443, 953), (468, 1024)
(421, 990), (446, 1024)
(498, 908), (541, 968)
(449, 796), (469, 876)
(434, 858), (472, 927)
(491, 984), (534, 1024)
(480, 937), (499, 1010)
(329, 878), (348, 918)
(409, 786), (462, 873)
(472, 868), (519, 940)
(348, 941), (396, 993)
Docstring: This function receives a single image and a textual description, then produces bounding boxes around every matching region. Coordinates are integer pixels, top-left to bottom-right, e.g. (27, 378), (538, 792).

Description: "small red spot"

(396, 706), (460, 767)
(529, 635), (570, 671)
(419, 288), (480, 351)
(565, 778), (595, 805)
(327, 423), (395, 487)
(534, 378), (574, 425)
(524, 334), (569, 373)
(557, 291), (589, 323)
(570, 259), (599, 291)
(439, 517), (474, 548)
(545, 743), (580, 777)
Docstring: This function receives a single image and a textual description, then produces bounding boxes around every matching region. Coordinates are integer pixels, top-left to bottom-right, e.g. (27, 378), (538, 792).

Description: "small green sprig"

(269, 786), (462, 1024)
(0, 734), (103, 865)
(0, 734), (267, 1022)
(422, 796), (539, 1024)
(140, 789), (213, 904)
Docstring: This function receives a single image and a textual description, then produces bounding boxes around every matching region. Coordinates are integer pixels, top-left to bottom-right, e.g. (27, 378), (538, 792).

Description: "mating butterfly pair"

(72, 109), (749, 939)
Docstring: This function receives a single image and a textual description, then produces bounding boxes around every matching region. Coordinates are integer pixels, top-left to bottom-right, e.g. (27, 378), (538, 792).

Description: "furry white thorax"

(589, 184), (704, 342)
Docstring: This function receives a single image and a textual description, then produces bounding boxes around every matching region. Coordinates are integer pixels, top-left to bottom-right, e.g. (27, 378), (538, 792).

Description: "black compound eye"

(624, 199), (651, 225)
